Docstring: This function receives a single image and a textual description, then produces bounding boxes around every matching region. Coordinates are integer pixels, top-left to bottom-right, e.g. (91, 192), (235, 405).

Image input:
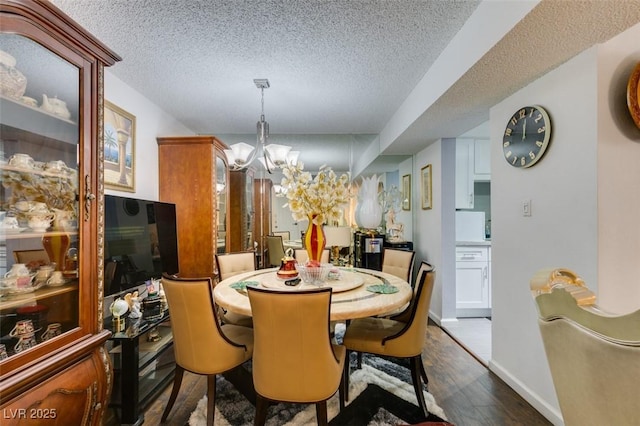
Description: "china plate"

(229, 281), (259, 290)
(366, 284), (399, 294)
(7, 282), (44, 294)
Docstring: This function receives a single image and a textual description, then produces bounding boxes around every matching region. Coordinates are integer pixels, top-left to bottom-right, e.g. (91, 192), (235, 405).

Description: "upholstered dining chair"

(215, 251), (257, 281)
(160, 274), (254, 426)
(530, 268), (640, 426)
(342, 261), (435, 418)
(247, 286), (346, 426)
(271, 230), (290, 241)
(382, 248), (416, 284)
(294, 248), (330, 264)
(265, 235), (286, 267)
(214, 251), (257, 327)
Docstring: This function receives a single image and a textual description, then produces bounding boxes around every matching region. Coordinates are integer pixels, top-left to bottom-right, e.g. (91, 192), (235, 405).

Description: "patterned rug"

(188, 353), (448, 425)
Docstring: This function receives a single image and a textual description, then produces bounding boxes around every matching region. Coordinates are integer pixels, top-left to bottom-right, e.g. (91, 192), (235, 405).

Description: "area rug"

(188, 354), (448, 426)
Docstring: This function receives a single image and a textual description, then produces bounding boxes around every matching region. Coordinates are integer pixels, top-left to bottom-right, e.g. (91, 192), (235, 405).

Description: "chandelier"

(224, 79), (298, 173)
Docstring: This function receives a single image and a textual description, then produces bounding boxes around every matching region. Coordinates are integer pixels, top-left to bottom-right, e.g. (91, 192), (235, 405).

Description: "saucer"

(46, 278), (69, 287)
(1, 227), (26, 234)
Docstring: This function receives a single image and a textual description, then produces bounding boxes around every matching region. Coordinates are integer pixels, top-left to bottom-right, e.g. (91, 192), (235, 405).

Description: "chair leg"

(339, 361), (346, 411)
(419, 357), (429, 390)
(161, 365), (184, 423)
(315, 400), (328, 426)
(356, 351), (363, 369)
(206, 374), (216, 426)
(409, 355), (430, 418)
(343, 350), (351, 403)
(254, 394), (269, 426)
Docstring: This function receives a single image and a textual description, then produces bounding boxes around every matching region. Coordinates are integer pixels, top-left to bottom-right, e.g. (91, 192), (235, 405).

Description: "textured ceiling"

(49, 0), (640, 174)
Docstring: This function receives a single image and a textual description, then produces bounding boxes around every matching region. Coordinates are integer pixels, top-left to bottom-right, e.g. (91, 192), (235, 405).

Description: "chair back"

(13, 249), (50, 264)
(381, 261), (435, 357)
(531, 268), (640, 425)
(266, 235), (286, 267)
(216, 251), (257, 281)
(161, 274), (252, 374)
(247, 286), (344, 403)
(294, 248), (330, 264)
(382, 248), (416, 283)
(272, 230), (290, 241)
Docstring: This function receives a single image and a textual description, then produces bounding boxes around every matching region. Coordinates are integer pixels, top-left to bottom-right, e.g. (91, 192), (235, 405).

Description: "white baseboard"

(488, 360), (564, 426)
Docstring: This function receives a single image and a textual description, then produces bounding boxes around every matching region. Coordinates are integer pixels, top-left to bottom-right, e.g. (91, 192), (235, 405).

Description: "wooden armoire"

(157, 136), (229, 278)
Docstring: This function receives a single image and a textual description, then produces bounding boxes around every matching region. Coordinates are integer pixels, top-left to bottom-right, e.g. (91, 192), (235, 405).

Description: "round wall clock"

(502, 105), (552, 168)
(627, 61), (640, 130)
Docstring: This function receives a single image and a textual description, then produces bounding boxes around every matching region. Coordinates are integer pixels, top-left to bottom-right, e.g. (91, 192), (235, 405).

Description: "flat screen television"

(104, 195), (179, 297)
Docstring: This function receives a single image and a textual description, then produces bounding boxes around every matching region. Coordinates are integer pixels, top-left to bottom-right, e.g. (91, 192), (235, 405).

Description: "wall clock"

(502, 105), (551, 168)
(627, 61), (640, 130)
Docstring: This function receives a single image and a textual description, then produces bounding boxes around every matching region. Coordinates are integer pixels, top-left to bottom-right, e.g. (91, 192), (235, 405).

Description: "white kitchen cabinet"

(456, 245), (491, 316)
(455, 139), (474, 209)
(473, 139), (491, 181)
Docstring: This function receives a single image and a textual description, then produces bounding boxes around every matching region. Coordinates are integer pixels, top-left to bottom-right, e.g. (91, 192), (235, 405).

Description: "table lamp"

(323, 226), (352, 266)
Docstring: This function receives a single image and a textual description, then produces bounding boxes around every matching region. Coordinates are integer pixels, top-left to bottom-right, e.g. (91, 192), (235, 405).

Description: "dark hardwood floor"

(105, 322), (551, 425)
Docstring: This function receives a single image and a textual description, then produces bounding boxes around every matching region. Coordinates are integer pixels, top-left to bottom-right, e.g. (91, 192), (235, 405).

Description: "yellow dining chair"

(382, 248), (416, 284)
(214, 251), (257, 327)
(294, 248), (330, 264)
(247, 286), (346, 426)
(342, 261), (435, 418)
(530, 268), (640, 426)
(160, 274), (254, 426)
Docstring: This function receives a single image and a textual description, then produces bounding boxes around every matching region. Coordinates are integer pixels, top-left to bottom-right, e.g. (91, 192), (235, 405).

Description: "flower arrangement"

(281, 162), (350, 225)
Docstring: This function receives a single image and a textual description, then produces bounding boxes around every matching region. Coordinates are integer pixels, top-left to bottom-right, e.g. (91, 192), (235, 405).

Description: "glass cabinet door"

(0, 34), (80, 361)
(216, 154), (228, 254)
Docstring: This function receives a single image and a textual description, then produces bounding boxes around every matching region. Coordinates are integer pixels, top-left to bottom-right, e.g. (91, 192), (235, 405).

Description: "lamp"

(323, 226), (352, 266)
(224, 79), (293, 173)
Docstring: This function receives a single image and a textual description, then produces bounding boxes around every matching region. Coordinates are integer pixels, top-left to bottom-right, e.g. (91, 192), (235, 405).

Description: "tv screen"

(104, 195), (179, 297)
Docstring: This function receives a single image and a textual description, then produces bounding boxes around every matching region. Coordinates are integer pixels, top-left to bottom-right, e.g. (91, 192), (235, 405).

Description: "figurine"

(385, 209), (405, 242)
(125, 291), (142, 319)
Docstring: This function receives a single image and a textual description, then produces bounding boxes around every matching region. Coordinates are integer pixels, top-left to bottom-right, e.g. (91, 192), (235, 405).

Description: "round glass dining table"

(213, 267), (412, 321)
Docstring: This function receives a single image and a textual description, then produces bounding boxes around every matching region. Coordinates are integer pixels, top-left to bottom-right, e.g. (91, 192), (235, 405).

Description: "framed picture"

(402, 174), (411, 210)
(104, 101), (135, 192)
(421, 164), (432, 210)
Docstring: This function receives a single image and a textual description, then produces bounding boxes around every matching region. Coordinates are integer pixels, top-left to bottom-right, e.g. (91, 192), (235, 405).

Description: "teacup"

(13, 332), (37, 353)
(10, 319), (35, 337)
(0, 216), (19, 229)
(13, 200), (33, 212)
(8, 153), (34, 169)
(47, 271), (65, 286)
(20, 96), (38, 107)
(5, 263), (30, 278)
(36, 265), (55, 282)
(28, 216), (53, 232)
(45, 160), (66, 172)
(40, 323), (62, 341)
(0, 344), (7, 360)
(0, 276), (17, 290)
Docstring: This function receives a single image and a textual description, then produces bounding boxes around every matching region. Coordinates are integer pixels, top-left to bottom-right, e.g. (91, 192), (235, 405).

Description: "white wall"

(104, 72), (195, 201)
(489, 21), (640, 425)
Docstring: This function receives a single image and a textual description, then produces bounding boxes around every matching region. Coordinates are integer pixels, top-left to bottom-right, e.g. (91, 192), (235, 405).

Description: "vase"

(42, 233), (71, 272)
(303, 214), (326, 263)
(357, 175), (383, 229)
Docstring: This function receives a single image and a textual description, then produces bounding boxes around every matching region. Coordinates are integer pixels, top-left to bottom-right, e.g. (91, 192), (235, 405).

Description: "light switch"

(523, 200), (531, 217)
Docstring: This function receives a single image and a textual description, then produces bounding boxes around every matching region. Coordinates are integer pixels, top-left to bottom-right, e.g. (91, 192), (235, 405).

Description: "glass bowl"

(295, 262), (332, 285)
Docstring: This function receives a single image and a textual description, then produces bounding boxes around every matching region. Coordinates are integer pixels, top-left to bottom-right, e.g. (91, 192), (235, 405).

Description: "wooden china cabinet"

(0, 0), (120, 424)
(157, 136), (230, 278)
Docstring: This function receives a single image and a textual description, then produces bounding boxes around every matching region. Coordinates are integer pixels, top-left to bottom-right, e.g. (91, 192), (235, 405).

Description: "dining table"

(213, 267), (412, 321)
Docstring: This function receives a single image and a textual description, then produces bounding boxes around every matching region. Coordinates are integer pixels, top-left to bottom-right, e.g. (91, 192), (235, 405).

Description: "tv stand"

(106, 311), (174, 425)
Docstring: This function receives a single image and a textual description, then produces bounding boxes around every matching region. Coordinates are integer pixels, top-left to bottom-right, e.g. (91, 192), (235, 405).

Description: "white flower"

(281, 162), (351, 225)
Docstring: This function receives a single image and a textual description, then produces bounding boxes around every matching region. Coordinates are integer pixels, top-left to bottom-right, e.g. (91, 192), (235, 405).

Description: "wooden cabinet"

(253, 178), (272, 268)
(455, 245), (491, 317)
(157, 136), (229, 278)
(0, 1), (120, 423)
